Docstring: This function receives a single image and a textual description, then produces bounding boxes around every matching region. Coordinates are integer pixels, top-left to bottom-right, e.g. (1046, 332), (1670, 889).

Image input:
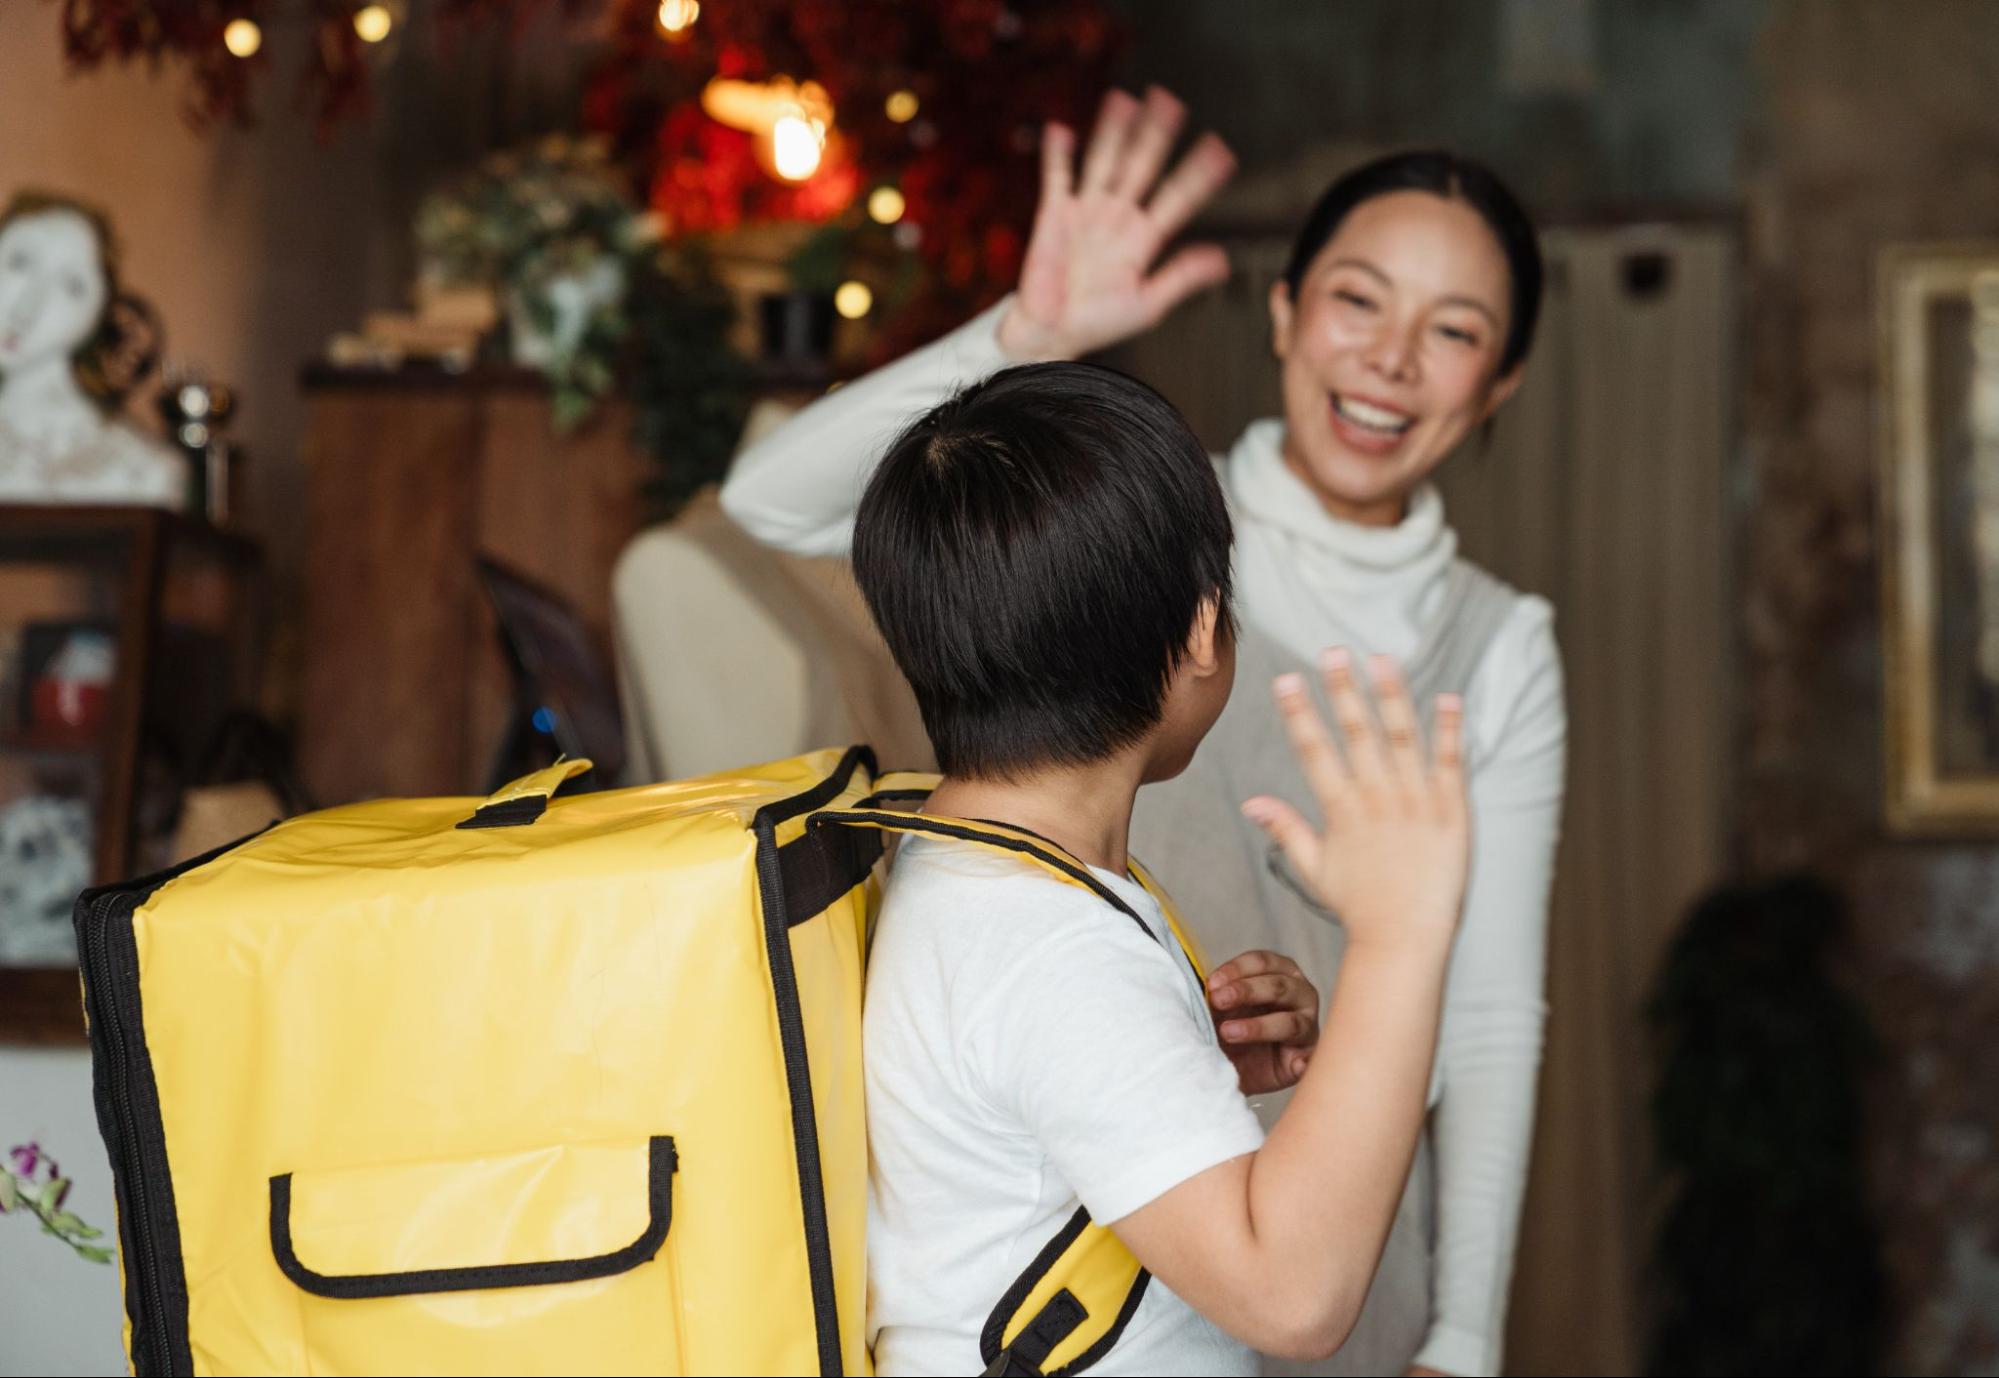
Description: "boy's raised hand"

(1207, 950), (1320, 1096)
(1241, 649), (1471, 955)
(997, 85), (1236, 364)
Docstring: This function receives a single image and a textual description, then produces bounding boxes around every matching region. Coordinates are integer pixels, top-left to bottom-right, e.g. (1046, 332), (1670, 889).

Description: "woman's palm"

(1000, 87), (1237, 362)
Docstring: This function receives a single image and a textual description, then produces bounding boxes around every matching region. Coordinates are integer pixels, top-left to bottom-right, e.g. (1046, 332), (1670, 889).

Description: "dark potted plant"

(1645, 876), (1888, 1376)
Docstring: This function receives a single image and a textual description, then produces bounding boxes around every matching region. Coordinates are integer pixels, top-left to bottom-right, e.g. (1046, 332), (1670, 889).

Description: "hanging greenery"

(1645, 875), (1888, 1377)
(621, 246), (749, 519)
(416, 135), (747, 518)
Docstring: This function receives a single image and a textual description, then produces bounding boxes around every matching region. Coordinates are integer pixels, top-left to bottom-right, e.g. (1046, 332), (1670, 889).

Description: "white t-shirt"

(865, 834), (1266, 1376)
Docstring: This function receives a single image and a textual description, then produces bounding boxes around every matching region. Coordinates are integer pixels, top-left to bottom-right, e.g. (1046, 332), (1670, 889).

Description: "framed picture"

(1879, 244), (1999, 832)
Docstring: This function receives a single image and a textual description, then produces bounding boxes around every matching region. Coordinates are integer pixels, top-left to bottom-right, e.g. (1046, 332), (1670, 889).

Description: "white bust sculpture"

(0, 194), (183, 508)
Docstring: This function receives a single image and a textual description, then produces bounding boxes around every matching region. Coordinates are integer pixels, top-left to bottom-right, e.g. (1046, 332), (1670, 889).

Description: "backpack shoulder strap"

(815, 793), (1206, 983)
(804, 792), (1189, 1376)
(1125, 856), (1210, 979)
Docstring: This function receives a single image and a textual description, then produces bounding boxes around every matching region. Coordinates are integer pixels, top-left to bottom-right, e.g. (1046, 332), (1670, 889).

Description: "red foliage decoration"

(54, 0), (574, 132)
(56, 0), (1122, 339)
(586, 0), (1121, 343)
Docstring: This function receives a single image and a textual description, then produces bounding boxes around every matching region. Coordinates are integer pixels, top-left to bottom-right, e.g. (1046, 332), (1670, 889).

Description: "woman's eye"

(1333, 288), (1376, 311)
(1436, 324), (1480, 346)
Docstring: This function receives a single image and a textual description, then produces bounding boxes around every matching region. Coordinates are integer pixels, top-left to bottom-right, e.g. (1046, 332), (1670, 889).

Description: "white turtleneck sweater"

(719, 300), (1565, 1378)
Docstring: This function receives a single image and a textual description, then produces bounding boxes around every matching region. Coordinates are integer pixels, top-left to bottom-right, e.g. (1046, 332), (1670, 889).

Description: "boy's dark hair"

(853, 361), (1233, 780)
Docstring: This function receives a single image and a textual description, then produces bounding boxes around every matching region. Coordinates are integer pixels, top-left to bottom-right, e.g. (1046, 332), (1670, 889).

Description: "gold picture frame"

(1880, 243), (1999, 832)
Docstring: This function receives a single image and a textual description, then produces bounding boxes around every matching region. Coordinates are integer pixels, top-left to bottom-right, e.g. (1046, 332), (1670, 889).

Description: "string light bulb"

(867, 186), (906, 225)
(885, 90), (919, 123)
(353, 5), (394, 43)
(657, 0), (700, 37)
(771, 113), (826, 181)
(222, 18), (263, 58)
(835, 281), (874, 320)
(702, 76), (834, 183)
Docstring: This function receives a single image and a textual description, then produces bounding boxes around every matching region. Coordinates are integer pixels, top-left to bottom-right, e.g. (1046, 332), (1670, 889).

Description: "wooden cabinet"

(297, 369), (649, 806)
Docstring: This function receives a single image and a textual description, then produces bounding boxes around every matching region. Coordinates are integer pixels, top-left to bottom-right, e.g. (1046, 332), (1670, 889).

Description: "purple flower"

(9, 1143), (43, 1178)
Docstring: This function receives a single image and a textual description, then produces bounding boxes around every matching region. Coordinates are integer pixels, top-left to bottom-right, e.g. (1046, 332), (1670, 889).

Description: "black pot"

(759, 290), (836, 364)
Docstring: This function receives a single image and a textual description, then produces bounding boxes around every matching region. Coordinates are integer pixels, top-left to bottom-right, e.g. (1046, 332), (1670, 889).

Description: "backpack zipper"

(80, 886), (178, 1374)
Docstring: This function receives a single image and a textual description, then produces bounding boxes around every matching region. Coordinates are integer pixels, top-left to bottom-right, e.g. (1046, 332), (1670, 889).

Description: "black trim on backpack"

(976, 1207), (1152, 1377)
(75, 825), (273, 1378)
(955, 814), (1206, 992)
(751, 746), (877, 1377)
(764, 745), (877, 827)
(269, 1136), (678, 1299)
(778, 825), (884, 928)
(853, 787), (932, 808)
(984, 1290), (1087, 1376)
(455, 795), (548, 829)
(807, 811), (1158, 946)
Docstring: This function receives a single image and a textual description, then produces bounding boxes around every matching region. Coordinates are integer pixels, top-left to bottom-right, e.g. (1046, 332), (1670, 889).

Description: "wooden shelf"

(0, 733), (101, 768)
(0, 504), (265, 1042)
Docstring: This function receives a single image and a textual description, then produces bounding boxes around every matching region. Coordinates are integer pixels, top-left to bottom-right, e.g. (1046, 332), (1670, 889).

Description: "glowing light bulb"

(222, 18), (263, 58)
(885, 90), (919, 124)
(771, 114), (825, 181)
(834, 281), (874, 320)
(657, 0), (699, 36)
(867, 186), (906, 224)
(354, 5), (393, 42)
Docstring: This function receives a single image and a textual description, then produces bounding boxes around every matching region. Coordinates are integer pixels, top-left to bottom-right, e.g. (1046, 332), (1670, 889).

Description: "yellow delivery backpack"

(74, 747), (1210, 1377)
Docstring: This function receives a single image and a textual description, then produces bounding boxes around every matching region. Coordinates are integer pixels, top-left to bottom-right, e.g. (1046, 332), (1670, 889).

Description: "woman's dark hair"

(853, 362), (1233, 780)
(0, 191), (162, 413)
(1282, 150), (1543, 376)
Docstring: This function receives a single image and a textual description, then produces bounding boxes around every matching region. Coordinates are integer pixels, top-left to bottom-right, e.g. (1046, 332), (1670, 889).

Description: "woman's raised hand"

(996, 86), (1237, 363)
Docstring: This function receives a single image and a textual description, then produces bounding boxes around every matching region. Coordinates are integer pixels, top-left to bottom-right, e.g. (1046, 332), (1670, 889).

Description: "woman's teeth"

(1333, 395), (1415, 435)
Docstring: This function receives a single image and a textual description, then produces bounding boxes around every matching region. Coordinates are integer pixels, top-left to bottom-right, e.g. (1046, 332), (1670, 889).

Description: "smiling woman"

(1269, 159), (1541, 527)
(719, 92), (1564, 1378)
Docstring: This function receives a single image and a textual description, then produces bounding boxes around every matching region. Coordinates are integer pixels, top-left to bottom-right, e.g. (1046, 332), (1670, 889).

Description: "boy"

(853, 362), (1469, 1375)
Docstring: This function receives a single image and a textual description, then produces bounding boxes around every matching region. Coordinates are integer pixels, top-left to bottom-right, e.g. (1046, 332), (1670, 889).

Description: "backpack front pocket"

(271, 1136), (683, 1377)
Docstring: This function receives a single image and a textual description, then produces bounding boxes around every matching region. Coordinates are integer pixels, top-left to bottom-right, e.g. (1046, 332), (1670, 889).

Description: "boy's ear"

(1187, 595), (1227, 674)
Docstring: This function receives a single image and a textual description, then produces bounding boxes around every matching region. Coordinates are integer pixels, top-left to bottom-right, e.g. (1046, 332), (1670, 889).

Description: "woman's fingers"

(1137, 243), (1231, 326)
(1077, 87), (1140, 195)
(1206, 949), (1302, 988)
(1107, 86), (1186, 200)
(1219, 1008), (1318, 1047)
(1143, 131), (1236, 244)
(1038, 120), (1076, 212)
(1209, 971), (1315, 1014)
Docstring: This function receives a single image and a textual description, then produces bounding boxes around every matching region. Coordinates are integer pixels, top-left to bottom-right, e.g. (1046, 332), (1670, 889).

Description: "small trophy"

(157, 372), (239, 524)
